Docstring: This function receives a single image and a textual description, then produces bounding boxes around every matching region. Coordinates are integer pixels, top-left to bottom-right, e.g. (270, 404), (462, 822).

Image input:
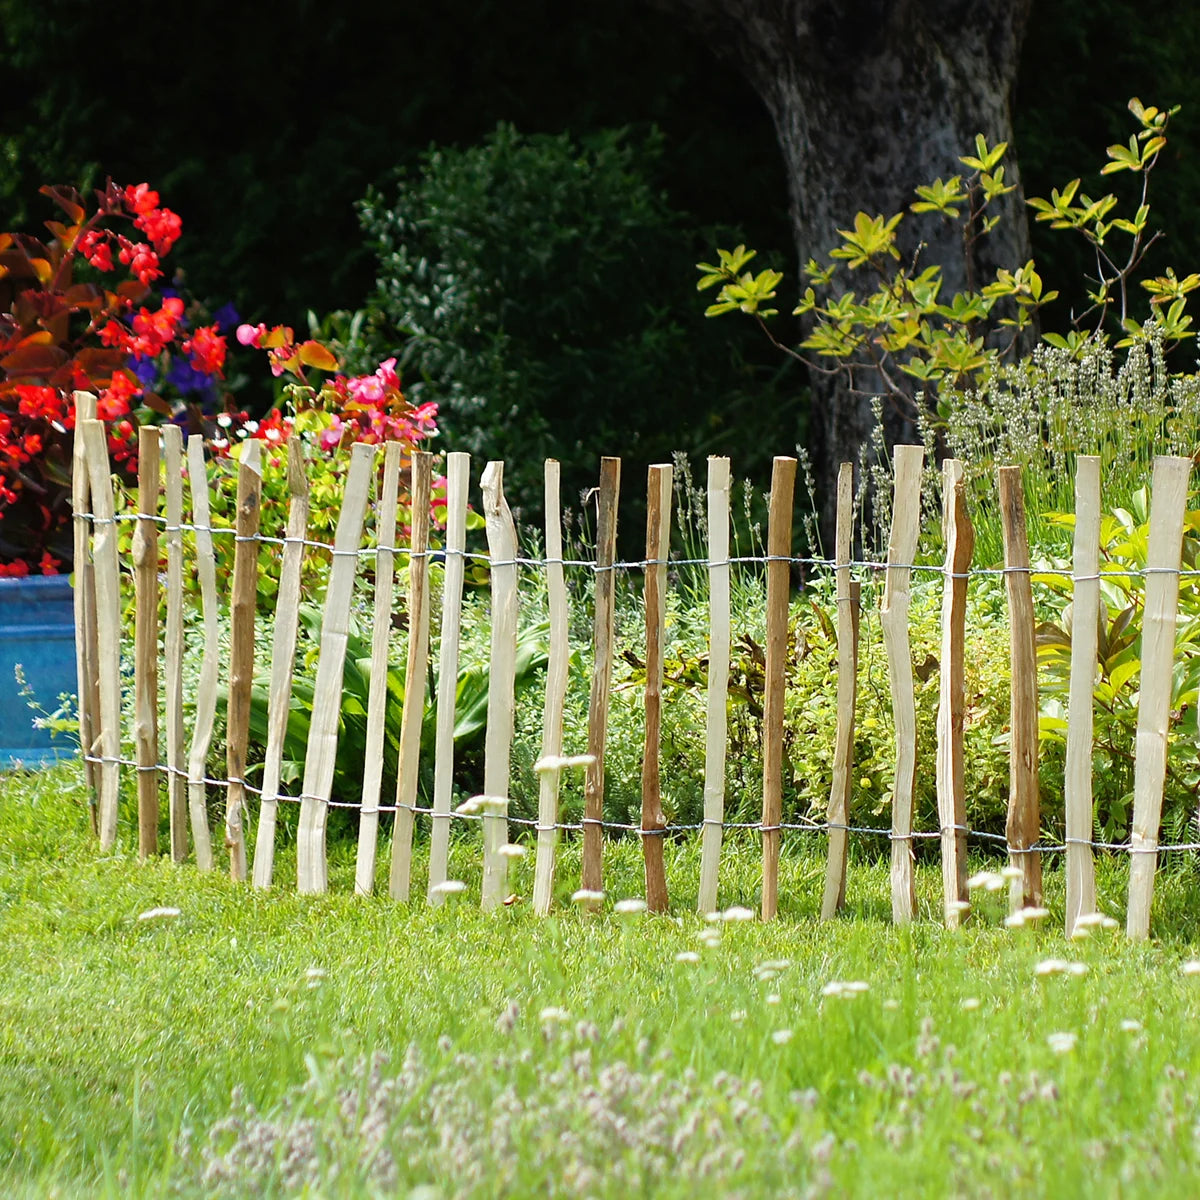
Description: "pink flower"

(236, 323), (267, 348)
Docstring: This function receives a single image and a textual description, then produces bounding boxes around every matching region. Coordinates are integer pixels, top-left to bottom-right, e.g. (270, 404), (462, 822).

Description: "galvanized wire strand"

(74, 752), (1200, 855)
(70, 511), (1200, 581)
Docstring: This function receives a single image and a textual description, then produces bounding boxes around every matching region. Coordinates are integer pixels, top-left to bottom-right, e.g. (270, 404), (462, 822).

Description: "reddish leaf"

(143, 391), (172, 416)
(38, 185), (86, 225)
(63, 283), (103, 311)
(44, 221), (81, 247)
(71, 347), (127, 380)
(297, 340), (339, 371)
(1, 343), (69, 375)
(116, 279), (150, 304)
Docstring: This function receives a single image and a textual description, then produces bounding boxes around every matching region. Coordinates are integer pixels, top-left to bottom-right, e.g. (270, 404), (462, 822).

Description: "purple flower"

(211, 302), (240, 332)
(130, 357), (160, 387)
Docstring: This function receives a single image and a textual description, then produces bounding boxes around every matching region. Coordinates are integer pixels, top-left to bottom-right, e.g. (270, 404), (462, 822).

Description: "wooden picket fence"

(67, 391), (1197, 939)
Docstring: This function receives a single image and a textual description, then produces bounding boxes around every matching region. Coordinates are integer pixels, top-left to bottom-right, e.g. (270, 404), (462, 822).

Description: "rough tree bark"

(654, 0), (1032, 532)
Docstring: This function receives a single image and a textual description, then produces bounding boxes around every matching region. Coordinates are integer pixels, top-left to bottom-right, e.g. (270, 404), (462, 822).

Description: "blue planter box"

(0, 574), (78, 766)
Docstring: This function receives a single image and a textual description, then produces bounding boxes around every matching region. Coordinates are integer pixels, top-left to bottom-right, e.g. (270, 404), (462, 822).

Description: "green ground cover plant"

(5, 764), (1200, 1197)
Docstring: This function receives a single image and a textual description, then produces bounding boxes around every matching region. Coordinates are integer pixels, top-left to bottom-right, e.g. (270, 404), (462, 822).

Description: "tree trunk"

(656, 0), (1032, 537)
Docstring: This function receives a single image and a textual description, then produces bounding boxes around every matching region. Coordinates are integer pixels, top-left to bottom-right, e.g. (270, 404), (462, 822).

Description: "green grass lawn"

(5, 764), (1200, 1197)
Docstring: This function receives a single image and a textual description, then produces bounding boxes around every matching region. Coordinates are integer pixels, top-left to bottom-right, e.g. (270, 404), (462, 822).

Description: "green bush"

(354, 124), (798, 533)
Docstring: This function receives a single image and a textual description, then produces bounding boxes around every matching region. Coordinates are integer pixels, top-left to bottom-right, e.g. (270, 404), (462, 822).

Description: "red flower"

(130, 297), (184, 357)
(39, 551), (60, 576)
(0, 560), (30, 578)
(124, 183), (160, 215)
(183, 324), (227, 376)
(97, 370), (141, 419)
(134, 206), (182, 256)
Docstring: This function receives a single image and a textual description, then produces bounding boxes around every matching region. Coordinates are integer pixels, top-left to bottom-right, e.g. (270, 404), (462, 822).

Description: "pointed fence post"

(1065, 456), (1100, 935)
(296, 441), (375, 895)
(821, 463), (857, 920)
(389, 450), (433, 901)
(642, 464), (672, 913)
(761, 456), (796, 921)
(428, 452), (471, 904)
(884, 445), (923, 925)
(161, 427), (188, 862)
(480, 460), (519, 910)
(698, 456), (731, 915)
(71, 392), (99, 828)
(252, 438), (309, 889)
(998, 466), (1042, 912)
(1127, 455), (1192, 939)
(133, 427), (162, 859)
(354, 442), (403, 895)
(582, 457), (620, 895)
(936, 459), (973, 927)
(533, 459), (570, 916)
(225, 440), (262, 882)
(82, 420), (122, 851)
(185, 435), (219, 871)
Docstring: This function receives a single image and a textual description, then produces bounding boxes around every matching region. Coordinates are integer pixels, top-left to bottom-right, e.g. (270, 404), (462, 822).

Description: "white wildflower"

(1120, 1019), (1143, 1033)
(539, 1007), (570, 1023)
(721, 905), (757, 922)
(822, 980), (869, 998)
(771, 1029), (794, 1045)
(137, 906), (181, 921)
(960, 997), (981, 1011)
(498, 843), (526, 859)
(675, 951), (701, 964)
(1047, 1031), (1077, 1054)
(429, 879), (467, 896)
(1180, 960), (1200, 976)
(614, 898), (647, 915)
(571, 889), (604, 906)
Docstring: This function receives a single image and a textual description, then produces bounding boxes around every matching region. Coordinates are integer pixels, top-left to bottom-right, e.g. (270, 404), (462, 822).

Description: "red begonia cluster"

(0, 180), (222, 571)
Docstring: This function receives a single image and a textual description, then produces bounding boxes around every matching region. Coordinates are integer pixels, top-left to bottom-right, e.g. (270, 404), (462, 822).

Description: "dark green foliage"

(356, 125), (799, 532)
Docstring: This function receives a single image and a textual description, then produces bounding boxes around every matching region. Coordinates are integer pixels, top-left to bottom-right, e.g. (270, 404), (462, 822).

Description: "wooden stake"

(161, 426), (187, 862)
(70, 391), (99, 826)
(224, 440), (262, 882)
(761, 456), (796, 921)
(251, 438), (310, 889)
(582, 457), (620, 895)
(354, 442), (403, 895)
(936, 459), (973, 927)
(388, 451), (433, 901)
(1065, 456), (1100, 935)
(133, 427), (161, 859)
(296, 441), (375, 895)
(641, 464), (672, 913)
(428, 452), (470, 904)
(698, 456), (731, 915)
(883, 445), (923, 925)
(1127, 455), (1192, 939)
(185, 435), (218, 871)
(821, 462), (857, 920)
(480, 459), (519, 911)
(533, 459), (569, 916)
(998, 465), (1042, 911)
(82, 420), (122, 851)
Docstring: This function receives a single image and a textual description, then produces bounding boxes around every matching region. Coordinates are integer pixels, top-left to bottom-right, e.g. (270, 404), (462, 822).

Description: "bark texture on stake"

(821, 462), (857, 920)
(428, 452), (470, 903)
(882, 446), (923, 924)
(582, 457), (621, 894)
(761, 456), (797, 921)
(354, 442), (402, 895)
(533, 459), (570, 916)
(1127, 455), (1192, 940)
(70, 392), (99, 824)
(641, 464), (673, 913)
(161, 426), (187, 861)
(133, 427), (161, 859)
(296, 442), (375, 894)
(698, 456), (731, 915)
(1065, 456), (1100, 934)
(225, 439), (262, 882)
(480, 460), (519, 911)
(936, 459), (973, 928)
(388, 451), (433, 901)
(998, 466), (1042, 911)
(185, 435), (218, 870)
(82, 420), (122, 850)
(251, 438), (309, 889)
